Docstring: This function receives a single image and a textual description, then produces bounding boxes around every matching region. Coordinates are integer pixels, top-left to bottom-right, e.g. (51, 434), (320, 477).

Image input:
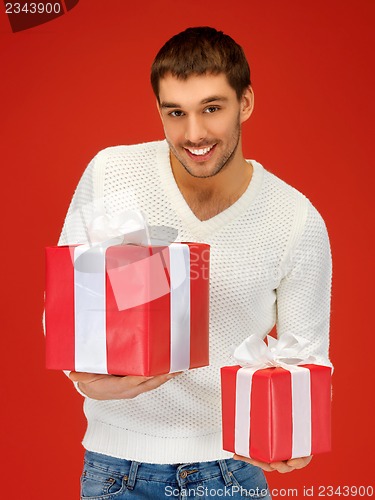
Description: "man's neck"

(170, 149), (253, 221)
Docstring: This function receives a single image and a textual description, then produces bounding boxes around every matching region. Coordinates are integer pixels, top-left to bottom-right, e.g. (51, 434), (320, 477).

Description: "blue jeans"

(81, 451), (272, 499)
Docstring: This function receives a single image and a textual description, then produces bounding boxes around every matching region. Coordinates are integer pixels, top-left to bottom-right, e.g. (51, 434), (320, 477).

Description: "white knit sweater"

(58, 140), (332, 464)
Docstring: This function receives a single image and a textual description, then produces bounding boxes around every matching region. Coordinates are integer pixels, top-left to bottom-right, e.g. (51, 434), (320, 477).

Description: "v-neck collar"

(156, 140), (264, 239)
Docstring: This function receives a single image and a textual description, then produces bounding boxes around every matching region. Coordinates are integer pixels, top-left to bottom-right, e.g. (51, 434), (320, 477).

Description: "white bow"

(232, 333), (315, 369)
(87, 209), (151, 246)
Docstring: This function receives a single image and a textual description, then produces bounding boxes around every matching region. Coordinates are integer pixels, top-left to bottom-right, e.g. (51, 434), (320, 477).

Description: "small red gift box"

(221, 363), (331, 462)
(45, 242), (209, 376)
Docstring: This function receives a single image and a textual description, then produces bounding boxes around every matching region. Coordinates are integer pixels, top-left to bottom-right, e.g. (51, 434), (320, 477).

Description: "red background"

(1, 1), (374, 498)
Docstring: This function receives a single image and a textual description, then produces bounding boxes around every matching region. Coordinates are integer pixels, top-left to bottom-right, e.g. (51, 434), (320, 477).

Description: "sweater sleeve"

(275, 201), (333, 368)
(58, 154), (99, 246)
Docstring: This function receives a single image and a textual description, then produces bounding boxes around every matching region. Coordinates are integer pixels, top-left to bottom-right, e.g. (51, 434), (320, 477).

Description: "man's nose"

(185, 116), (207, 144)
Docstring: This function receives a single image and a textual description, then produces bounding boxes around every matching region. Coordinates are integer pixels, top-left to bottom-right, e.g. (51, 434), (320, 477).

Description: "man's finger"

(286, 456), (313, 469)
(125, 373), (181, 398)
(69, 371), (110, 384)
(233, 455), (274, 472)
(269, 461), (295, 473)
(115, 375), (154, 389)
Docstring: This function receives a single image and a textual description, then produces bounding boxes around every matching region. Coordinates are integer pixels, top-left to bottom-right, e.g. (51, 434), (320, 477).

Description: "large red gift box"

(221, 363), (331, 462)
(45, 242), (209, 376)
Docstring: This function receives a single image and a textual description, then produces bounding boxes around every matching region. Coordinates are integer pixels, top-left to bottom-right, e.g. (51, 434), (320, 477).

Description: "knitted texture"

(58, 140), (332, 463)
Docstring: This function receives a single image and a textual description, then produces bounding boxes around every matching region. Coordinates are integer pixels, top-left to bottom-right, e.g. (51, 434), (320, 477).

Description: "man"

(60, 27), (332, 498)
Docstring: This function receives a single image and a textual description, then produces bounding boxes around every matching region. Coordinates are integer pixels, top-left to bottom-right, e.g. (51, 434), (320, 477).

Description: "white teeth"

(187, 145), (214, 156)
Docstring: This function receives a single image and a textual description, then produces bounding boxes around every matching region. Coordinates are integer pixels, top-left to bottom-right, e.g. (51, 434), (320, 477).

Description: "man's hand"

(69, 371), (182, 400)
(233, 454), (313, 473)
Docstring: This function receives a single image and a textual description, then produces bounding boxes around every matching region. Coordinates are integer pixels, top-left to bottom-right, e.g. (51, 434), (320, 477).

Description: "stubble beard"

(168, 120), (242, 179)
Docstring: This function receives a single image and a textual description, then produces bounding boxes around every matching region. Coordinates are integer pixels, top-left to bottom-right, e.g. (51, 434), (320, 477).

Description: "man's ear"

(240, 86), (254, 124)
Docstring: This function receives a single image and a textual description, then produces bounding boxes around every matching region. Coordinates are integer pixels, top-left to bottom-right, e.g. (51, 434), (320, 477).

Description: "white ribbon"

(232, 332), (315, 369)
(87, 209), (151, 246)
(74, 243), (111, 373)
(169, 243), (191, 373)
(232, 333), (315, 459)
(73, 210), (191, 374)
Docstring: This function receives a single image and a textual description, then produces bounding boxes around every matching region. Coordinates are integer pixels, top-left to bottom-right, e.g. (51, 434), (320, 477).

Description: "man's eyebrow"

(160, 101), (181, 109)
(201, 96), (228, 104)
(160, 96), (228, 109)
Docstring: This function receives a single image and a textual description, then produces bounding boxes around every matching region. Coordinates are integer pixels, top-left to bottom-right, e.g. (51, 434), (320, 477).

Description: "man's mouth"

(184, 144), (217, 161)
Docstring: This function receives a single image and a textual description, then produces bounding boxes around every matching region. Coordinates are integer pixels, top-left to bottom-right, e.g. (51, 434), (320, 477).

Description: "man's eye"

(169, 110), (184, 117)
(204, 106), (220, 113)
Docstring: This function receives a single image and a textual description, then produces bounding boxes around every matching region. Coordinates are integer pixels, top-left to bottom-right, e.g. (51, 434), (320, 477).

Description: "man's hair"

(151, 26), (251, 102)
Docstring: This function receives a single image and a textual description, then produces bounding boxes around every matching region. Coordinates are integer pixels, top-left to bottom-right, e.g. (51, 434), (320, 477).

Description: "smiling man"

(61, 27), (332, 499)
(157, 72), (254, 221)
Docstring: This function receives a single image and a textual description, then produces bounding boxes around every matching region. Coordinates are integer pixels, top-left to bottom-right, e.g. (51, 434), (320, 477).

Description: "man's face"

(157, 73), (250, 179)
